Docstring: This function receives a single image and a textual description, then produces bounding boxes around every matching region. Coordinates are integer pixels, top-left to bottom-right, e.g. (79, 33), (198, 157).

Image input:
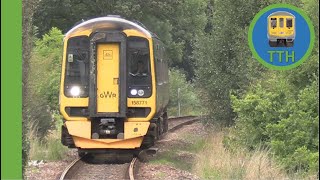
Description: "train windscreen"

(286, 18), (293, 28)
(64, 36), (90, 97)
(127, 37), (151, 86)
(271, 18), (277, 28)
(279, 18), (284, 28)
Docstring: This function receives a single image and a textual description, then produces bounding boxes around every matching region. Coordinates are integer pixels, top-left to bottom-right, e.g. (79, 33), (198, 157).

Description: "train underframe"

(61, 110), (168, 157)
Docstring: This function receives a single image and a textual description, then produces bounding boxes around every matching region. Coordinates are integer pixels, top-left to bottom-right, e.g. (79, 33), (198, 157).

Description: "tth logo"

(248, 4), (315, 70)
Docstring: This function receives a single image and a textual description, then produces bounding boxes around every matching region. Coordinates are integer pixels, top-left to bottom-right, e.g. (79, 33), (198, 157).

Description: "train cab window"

(127, 37), (151, 86)
(271, 18), (277, 28)
(279, 18), (284, 28)
(64, 36), (90, 97)
(286, 18), (293, 28)
(130, 55), (149, 76)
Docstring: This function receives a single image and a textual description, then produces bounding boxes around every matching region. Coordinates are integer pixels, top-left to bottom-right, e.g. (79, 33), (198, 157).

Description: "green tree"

(229, 73), (319, 174)
(194, 0), (267, 125)
(266, 81), (319, 173)
(27, 27), (64, 137)
(33, 0), (208, 79)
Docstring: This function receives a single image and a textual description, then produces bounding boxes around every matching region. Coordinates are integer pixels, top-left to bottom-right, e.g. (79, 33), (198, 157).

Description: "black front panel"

(65, 107), (89, 117)
(88, 31), (127, 118)
(91, 118), (125, 139)
(127, 107), (151, 118)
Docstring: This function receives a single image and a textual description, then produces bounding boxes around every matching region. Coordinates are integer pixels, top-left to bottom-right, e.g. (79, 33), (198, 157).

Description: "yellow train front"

(268, 11), (295, 47)
(59, 16), (169, 155)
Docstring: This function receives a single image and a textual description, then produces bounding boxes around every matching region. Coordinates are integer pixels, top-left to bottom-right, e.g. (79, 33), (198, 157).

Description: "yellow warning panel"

(97, 43), (119, 113)
(73, 136), (144, 149)
(65, 121), (91, 139)
(124, 122), (150, 139)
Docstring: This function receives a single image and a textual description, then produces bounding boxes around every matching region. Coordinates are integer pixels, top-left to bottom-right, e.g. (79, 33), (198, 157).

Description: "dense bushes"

(228, 70), (319, 174)
(27, 27), (63, 137)
(267, 81), (318, 173)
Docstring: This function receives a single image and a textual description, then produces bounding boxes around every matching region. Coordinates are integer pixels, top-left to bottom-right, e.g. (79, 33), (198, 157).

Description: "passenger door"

(96, 43), (120, 113)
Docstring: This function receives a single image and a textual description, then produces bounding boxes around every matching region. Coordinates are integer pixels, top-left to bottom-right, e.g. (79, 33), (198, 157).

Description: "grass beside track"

(29, 129), (68, 161)
(149, 124), (316, 180)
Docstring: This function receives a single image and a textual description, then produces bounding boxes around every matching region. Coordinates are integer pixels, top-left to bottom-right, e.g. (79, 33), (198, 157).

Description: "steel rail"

(59, 156), (84, 180)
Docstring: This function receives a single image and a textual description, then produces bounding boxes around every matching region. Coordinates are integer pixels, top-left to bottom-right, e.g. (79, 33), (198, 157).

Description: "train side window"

(160, 59), (164, 84)
(271, 18), (277, 28)
(154, 40), (160, 83)
(279, 18), (284, 28)
(163, 55), (168, 82)
(157, 58), (164, 84)
(286, 18), (293, 28)
(159, 43), (164, 84)
(162, 46), (168, 82)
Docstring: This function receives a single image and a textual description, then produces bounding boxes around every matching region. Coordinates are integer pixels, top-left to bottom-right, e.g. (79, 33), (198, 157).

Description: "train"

(267, 11), (295, 47)
(59, 16), (169, 156)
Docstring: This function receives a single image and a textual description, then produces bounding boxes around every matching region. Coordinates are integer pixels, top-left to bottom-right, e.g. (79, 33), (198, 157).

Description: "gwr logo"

(99, 91), (117, 98)
(103, 50), (113, 60)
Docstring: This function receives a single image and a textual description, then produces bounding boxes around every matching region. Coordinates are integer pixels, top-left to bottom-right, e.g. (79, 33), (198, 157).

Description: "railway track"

(59, 115), (200, 180)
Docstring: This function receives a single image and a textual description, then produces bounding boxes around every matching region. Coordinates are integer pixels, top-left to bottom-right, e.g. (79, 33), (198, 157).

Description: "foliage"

(194, 0), (267, 125)
(167, 68), (202, 116)
(228, 73), (292, 149)
(33, 27), (63, 111)
(28, 127), (68, 161)
(27, 27), (63, 137)
(33, 0), (208, 79)
(266, 81), (319, 173)
(23, 0), (38, 175)
(228, 71), (318, 174)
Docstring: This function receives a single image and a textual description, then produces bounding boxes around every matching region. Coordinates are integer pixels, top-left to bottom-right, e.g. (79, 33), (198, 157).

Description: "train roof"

(65, 16), (156, 39)
(268, 11), (295, 18)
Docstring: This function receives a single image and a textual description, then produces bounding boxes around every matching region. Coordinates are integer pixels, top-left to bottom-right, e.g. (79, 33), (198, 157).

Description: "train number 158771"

(131, 101), (147, 105)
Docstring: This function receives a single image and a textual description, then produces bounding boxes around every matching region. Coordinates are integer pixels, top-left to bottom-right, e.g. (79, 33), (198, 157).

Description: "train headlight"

(130, 89), (138, 96)
(70, 86), (81, 96)
(138, 89), (145, 96)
